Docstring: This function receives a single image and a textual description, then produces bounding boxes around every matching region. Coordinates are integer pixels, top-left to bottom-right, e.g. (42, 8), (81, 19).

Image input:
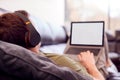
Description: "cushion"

(0, 41), (60, 80)
(0, 41), (93, 80)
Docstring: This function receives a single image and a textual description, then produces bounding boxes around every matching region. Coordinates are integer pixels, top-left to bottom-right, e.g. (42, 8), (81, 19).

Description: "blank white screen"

(71, 22), (104, 46)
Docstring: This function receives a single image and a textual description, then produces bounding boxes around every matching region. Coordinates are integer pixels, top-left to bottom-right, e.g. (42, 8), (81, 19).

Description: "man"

(0, 11), (104, 80)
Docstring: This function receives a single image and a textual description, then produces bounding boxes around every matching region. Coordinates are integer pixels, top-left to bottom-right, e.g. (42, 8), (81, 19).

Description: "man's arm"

(78, 51), (105, 80)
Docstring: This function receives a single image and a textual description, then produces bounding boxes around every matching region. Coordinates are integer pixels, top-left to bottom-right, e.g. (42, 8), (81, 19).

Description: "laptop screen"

(70, 21), (104, 46)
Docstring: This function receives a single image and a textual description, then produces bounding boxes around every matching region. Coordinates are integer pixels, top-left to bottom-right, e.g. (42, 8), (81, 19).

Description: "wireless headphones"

(14, 12), (41, 48)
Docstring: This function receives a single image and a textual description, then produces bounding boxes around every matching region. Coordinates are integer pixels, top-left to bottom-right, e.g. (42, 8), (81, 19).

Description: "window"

(65, 0), (120, 33)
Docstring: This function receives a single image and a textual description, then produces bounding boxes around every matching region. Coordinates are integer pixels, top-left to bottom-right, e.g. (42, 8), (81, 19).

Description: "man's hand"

(78, 51), (105, 80)
(78, 51), (96, 70)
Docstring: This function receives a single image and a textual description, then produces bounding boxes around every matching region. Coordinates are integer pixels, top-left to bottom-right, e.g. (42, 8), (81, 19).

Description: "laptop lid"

(70, 21), (104, 47)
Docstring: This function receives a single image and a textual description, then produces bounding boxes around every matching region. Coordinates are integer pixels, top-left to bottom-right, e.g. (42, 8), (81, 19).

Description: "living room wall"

(0, 0), (65, 26)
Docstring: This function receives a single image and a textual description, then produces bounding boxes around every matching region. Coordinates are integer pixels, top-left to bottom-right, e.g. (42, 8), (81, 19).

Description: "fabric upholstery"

(0, 41), (93, 80)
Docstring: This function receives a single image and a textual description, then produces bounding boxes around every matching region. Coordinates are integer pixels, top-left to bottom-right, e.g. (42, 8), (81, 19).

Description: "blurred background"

(0, 0), (120, 34)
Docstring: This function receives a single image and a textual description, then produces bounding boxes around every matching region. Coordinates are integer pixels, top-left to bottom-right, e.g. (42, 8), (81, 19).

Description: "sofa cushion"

(0, 41), (61, 80)
(47, 23), (68, 44)
(40, 43), (66, 54)
(0, 41), (93, 80)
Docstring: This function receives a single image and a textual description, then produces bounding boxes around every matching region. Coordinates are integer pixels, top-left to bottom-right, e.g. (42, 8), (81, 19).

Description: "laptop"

(64, 21), (104, 56)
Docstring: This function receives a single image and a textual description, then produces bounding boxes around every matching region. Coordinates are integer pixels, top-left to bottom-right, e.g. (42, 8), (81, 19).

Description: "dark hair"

(15, 10), (28, 17)
(0, 13), (28, 47)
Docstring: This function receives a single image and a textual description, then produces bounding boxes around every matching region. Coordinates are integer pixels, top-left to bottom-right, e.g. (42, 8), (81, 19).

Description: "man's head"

(0, 12), (41, 48)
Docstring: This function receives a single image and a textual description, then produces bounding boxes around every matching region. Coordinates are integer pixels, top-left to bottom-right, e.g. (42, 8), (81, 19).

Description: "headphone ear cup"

(24, 21), (41, 48)
(28, 26), (41, 47)
(15, 12), (41, 48)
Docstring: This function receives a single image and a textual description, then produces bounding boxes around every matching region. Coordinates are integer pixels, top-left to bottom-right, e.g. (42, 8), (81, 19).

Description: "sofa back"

(30, 15), (68, 46)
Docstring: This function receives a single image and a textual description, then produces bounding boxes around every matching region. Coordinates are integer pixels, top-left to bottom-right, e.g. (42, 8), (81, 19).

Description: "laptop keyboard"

(65, 47), (100, 56)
